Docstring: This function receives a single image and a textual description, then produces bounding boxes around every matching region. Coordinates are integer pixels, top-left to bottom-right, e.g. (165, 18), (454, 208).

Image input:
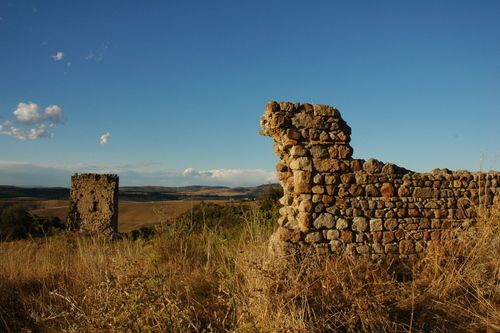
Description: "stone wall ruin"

(70, 173), (119, 237)
(260, 101), (499, 258)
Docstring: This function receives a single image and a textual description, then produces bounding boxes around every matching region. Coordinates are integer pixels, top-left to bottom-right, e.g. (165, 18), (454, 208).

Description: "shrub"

(174, 201), (250, 238)
(0, 205), (35, 240)
(65, 200), (79, 230)
(257, 185), (283, 213)
(32, 215), (65, 236)
(127, 225), (157, 240)
(0, 205), (66, 241)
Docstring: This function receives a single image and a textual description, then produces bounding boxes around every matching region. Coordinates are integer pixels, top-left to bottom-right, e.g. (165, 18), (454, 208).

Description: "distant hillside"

(0, 184), (281, 201)
(0, 186), (69, 200)
(119, 184), (280, 201)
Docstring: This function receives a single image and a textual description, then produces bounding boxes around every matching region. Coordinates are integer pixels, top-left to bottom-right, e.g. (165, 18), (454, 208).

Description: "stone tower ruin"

(69, 173), (119, 237)
(260, 101), (499, 258)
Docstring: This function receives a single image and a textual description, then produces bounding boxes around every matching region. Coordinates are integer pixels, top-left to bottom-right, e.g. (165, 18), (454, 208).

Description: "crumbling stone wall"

(260, 101), (499, 258)
(70, 173), (119, 237)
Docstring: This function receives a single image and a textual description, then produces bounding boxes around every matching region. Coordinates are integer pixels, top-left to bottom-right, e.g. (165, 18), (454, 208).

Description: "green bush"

(127, 225), (157, 240)
(175, 201), (250, 238)
(0, 205), (66, 241)
(0, 205), (35, 240)
(65, 200), (79, 230)
(257, 185), (283, 218)
(32, 215), (65, 236)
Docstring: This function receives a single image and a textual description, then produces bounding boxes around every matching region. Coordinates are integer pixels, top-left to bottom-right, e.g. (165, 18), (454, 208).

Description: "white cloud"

(43, 105), (64, 124)
(182, 167), (213, 177)
(100, 132), (111, 145)
(11, 102), (64, 125)
(13, 102), (41, 124)
(182, 168), (276, 186)
(1, 102), (65, 140)
(182, 167), (197, 176)
(52, 51), (64, 61)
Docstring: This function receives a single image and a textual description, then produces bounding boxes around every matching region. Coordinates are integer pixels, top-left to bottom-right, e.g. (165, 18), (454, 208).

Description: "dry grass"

(237, 203), (499, 333)
(0, 203), (498, 332)
(117, 200), (227, 232)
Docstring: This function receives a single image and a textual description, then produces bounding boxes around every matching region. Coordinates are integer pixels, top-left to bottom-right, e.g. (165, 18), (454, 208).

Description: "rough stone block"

(370, 218), (383, 231)
(313, 213), (335, 229)
(340, 230), (353, 243)
(326, 229), (340, 240)
(363, 159), (383, 174)
(352, 217), (368, 232)
(290, 145), (308, 157)
(380, 183), (395, 197)
(383, 231), (395, 244)
(365, 184), (379, 197)
(293, 170), (312, 194)
(304, 231), (322, 243)
(336, 218), (349, 230)
(399, 240), (415, 255)
(413, 187), (436, 198)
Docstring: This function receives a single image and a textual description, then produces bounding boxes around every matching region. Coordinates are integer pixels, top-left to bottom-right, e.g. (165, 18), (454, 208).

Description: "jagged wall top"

(260, 101), (352, 149)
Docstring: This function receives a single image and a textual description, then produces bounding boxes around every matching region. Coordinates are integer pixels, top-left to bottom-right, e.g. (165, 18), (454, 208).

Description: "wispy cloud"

(1, 102), (65, 140)
(51, 51), (64, 61)
(85, 42), (109, 62)
(99, 132), (111, 145)
(0, 124), (52, 140)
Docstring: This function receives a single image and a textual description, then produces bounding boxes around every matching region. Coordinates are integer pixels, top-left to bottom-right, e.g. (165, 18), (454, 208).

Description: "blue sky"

(0, 0), (499, 187)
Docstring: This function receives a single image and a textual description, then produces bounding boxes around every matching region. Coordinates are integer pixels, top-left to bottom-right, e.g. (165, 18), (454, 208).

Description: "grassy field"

(0, 201), (499, 332)
(1, 198), (230, 232)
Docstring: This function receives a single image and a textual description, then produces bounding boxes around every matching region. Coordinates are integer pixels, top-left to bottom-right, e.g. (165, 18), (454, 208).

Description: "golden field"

(1, 198), (227, 232)
(0, 201), (498, 332)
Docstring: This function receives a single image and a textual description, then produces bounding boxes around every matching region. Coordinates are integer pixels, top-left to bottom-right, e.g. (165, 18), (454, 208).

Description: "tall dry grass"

(0, 202), (498, 332)
(237, 202), (500, 332)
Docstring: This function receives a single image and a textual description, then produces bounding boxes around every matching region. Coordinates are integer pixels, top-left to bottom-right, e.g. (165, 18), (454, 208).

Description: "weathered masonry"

(70, 173), (119, 237)
(260, 101), (499, 258)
